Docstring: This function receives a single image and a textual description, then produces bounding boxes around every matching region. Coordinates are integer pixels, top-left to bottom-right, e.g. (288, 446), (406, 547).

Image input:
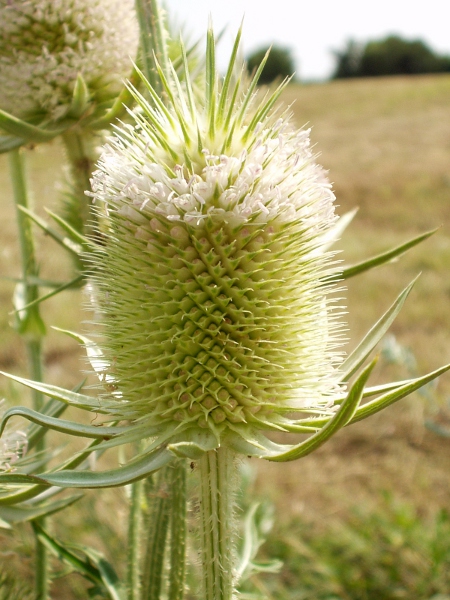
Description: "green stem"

(61, 129), (98, 241)
(168, 460), (187, 600)
(8, 148), (48, 599)
(127, 478), (144, 600)
(199, 447), (238, 600)
(8, 149), (46, 342)
(142, 464), (172, 600)
(135, 0), (170, 95)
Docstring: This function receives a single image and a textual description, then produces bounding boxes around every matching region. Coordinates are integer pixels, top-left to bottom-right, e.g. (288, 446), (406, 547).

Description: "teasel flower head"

(84, 27), (350, 460)
(0, 0), (138, 147)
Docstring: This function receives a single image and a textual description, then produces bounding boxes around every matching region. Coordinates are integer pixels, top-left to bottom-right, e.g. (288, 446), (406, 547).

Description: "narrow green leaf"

(0, 134), (24, 153)
(340, 277), (418, 381)
(10, 275), (83, 314)
(0, 274), (81, 289)
(266, 359), (376, 462)
(339, 229), (437, 280)
(0, 494), (81, 524)
(32, 522), (105, 585)
(45, 208), (89, 247)
(38, 446), (174, 488)
(17, 206), (83, 255)
(45, 208), (92, 249)
(27, 387), (83, 450)
(0, 473), (43, 486)
(228, 360), (376, 460)
(237, 503), (260, 580)
(237, 503), (282, 582)
(221, 64), (244, 141)
(79, 546), (124, 600)
(349, 362), (450, 425)
(0, 444), (173, 493)
(0, 109), (67, 142)
(284, 365), (450, 433)
(0, 406), (127, 439)
(0, 439), (104, 505)
(0, 371), (110, 413)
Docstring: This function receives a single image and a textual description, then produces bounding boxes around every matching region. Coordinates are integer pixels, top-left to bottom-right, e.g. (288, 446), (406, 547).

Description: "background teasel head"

(0, 0), (138, 137)
(85, 28), (348, 457)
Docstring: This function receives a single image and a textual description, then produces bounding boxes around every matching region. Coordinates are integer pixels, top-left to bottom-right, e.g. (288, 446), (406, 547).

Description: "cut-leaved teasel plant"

(0, 24), (448, 600)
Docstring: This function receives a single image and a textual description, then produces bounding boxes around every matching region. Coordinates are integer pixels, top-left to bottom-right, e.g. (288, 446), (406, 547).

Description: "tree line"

(246, 36), (450, 83)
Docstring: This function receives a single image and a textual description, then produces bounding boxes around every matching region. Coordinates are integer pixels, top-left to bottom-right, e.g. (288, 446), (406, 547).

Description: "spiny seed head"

(88, 31), (346, 449)
(0, 0), (138, 122)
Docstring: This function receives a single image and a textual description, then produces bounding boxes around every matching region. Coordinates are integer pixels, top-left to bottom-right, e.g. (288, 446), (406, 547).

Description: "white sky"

(165, 0), (450, 80)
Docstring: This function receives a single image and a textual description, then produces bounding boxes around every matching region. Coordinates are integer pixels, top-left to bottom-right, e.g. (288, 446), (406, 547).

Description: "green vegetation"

(246, 45), (295, 83)
(333, 36), (450, 79)
(246, 495), (450, 599)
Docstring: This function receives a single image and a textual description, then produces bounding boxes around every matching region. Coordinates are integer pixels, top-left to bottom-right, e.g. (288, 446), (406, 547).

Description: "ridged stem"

(168, 460), (187, 600)
(8, 148), (48, 599)
(126, 477), (144, 600)
(142, 464), (172, 600)
(135, 0), (170, 97)
(61, 129), (98, 241)
(133, 7), (188, 598)
(199, 447), (238, 600)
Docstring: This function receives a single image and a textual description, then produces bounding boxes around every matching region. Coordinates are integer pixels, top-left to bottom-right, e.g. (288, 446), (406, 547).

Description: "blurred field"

(1, 74), (450, 597)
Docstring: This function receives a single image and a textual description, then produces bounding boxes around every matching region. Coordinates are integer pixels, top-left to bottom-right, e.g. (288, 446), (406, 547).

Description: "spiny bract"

(88, 32), (346, 451)
(0, 0), (138, 122)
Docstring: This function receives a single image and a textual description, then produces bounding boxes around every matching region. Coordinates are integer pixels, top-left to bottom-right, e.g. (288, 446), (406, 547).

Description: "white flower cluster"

(92, 122), (336, 230)
(0, 0), (138, 121)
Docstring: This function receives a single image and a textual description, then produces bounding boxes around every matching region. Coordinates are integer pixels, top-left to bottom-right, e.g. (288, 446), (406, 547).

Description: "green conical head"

(88, 32), (346, 448)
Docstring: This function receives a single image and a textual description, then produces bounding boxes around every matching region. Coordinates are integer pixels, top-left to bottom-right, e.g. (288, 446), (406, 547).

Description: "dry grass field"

(1, 73), (450, 598)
